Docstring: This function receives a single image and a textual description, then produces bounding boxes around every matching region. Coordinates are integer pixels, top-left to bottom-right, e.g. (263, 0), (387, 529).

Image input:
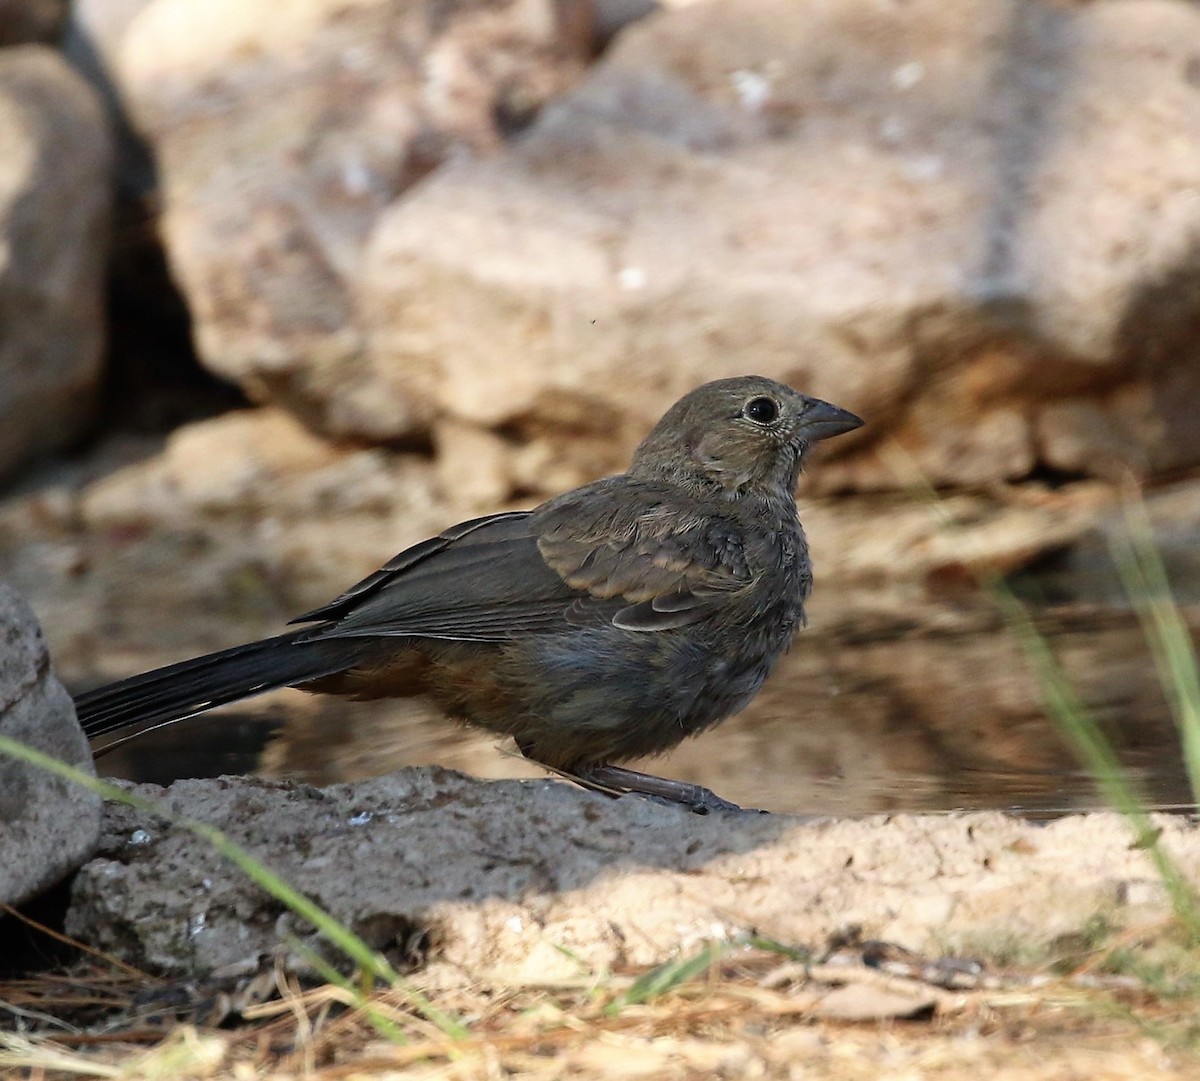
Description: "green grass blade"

(1111, 498), (1200, 803)
(606, 942), (730, 1015)
(985, 576), (1200, 938)
(741, 934), (812, 962)
(879, 450), (1200, 942)
(0, 733), (468, 1039)
(286, 934), (413, 1046)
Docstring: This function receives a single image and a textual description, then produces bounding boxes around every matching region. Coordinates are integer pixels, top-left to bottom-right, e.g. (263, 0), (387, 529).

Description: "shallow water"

(98, 675), (1195, 818)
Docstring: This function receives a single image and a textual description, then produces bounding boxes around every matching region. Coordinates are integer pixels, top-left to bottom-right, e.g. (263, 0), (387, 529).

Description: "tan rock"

(162, 409), (346, 513)
(80, 0), (1200, 495)
(0, 47), (111, 482)
(359, 0), (1200, 486)
(433, 419), (515, 511)
(113, 0), (591, 436)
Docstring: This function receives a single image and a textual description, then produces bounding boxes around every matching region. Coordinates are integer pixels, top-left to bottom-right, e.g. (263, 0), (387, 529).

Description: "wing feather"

(533, 478), (753, 628)
(290, 480), (755, 644)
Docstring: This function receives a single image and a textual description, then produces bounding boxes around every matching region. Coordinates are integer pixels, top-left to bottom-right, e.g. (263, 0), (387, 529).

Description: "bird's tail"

(74, 630), (362, 746)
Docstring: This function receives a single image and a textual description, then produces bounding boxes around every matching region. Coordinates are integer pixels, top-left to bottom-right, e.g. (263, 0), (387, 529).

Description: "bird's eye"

(742, 397), (779, 425)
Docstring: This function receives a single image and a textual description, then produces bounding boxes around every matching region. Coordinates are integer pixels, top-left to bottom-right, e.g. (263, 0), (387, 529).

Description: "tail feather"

(74, 631), (360, 743)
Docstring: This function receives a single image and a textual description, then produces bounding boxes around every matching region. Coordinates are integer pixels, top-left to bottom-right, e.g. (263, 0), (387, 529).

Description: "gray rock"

(593, 0), (659, 49)
(65, 768), (1200, 980)
(0, 581), (101, 908)
(0, 47), (111, 484)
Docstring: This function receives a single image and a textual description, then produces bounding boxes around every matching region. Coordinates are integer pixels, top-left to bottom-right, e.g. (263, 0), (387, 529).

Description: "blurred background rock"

(2, 0), (1198, 814)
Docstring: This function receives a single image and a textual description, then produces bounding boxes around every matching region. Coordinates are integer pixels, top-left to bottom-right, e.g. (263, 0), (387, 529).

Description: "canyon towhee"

(77, 376), (862, 813)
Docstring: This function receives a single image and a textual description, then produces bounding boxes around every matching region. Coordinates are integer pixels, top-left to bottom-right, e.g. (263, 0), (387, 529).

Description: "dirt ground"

(3, 770), (1200, 1079)
(2, 928), (1199, 1080)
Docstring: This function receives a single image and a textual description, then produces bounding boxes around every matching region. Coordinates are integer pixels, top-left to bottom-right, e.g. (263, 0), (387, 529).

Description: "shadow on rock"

(66, 767), (797, 980)
(65, 768), (1200, 997)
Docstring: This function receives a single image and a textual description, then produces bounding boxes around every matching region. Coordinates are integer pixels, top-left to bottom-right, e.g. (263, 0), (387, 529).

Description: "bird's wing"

(533, 480), (754, 632)
(289, 482), (754, 642)
(290, 512), (535, 624)
(294, 511), (581, 642)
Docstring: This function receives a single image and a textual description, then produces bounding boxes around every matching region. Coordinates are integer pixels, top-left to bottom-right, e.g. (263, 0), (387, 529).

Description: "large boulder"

(0, 581), (102, 909)
(356, 0), (1200, 488)
(98, 0), (1200, 487)
(0, 47), (111, 483)
(111, 0), (592, 438)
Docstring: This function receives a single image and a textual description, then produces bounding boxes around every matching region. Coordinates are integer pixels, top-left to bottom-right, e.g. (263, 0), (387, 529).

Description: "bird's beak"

(798, 399), (864, 442)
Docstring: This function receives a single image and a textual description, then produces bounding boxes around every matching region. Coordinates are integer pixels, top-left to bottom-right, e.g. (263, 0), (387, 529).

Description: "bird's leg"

(554, 761), (763, 814)
(580, 764), (760, 814)
(515, 740), (763, 814)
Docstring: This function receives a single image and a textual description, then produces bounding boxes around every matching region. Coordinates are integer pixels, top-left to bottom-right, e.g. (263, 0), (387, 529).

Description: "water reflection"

(84, 504), (1199, 817)
(97, 645), (1195, 819)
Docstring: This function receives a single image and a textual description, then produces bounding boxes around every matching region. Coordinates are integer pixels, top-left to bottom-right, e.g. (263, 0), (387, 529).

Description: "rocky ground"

(5, 773), (1200, 1078)
(64, 771), (1200, 981)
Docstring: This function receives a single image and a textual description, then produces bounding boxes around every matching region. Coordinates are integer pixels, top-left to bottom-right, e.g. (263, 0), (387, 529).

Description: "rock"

(63, 0), (157, 201)
(807, 982), (938, 1023)
(64, 768), (1200, 978)
(356, 0), (1200, 488)
(0, 47), (112, 483)
(0, 581), (102, 909)
(110, 0), (590, 437)
(592, 0), (658, 50)
(59, 0), (1200, 490)
(65, 0), (154, 80)
(433, 418), (516, 512)
(0, 0), (66, 46)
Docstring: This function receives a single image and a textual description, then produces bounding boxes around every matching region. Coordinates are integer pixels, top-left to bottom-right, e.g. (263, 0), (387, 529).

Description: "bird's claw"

(566, 763), (768, 815)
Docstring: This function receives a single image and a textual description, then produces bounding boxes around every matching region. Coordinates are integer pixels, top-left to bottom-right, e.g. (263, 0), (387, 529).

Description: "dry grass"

(4, 931), (1200, 1081)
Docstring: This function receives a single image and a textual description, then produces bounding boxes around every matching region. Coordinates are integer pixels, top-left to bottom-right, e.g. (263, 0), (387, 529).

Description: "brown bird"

(76, 376), (862, 813)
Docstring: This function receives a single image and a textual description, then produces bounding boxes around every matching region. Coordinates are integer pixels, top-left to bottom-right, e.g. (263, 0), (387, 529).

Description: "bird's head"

(629, 376), (863, 498)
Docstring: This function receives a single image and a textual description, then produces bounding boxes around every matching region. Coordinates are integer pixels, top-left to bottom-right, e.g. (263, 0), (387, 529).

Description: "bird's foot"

(571, 763), (767, 815)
